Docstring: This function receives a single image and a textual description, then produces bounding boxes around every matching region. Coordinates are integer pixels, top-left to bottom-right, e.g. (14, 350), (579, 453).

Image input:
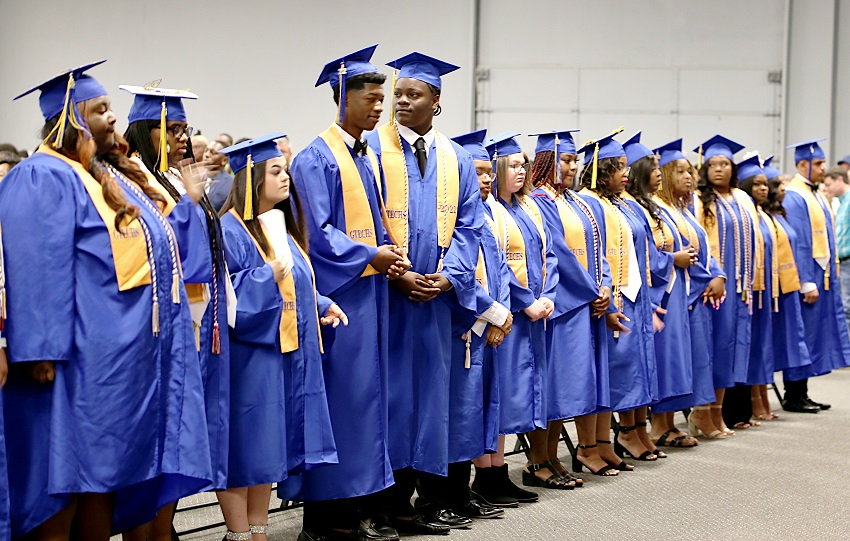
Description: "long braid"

(530, 150), (556, 187)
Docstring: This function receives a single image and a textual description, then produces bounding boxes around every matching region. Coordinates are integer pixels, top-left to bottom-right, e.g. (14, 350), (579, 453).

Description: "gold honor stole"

(541, 186), (588, 271)
(737, 193), (765, 293)
(693, 196), (721, 264)
(40, 145), (152, 291)
(582, 190), (630, 288)
(377, 123), (459, 263)
(228, 210), (323, 355)
(492, 196), (547, 289)
(655, 198), (700, 253)
(475, 215), (501, 292)
(785, 175), (834, 288)
(758, 208), (780, 311)
(318, 125), (383, 277)
(771, 216), (801, 294)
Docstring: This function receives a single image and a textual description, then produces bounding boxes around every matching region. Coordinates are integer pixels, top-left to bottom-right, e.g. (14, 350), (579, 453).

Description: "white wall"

(1, 0), (847, 174)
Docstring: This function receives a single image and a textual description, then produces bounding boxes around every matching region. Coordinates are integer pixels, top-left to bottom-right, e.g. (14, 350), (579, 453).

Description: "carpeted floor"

(158, 368), (850, 541)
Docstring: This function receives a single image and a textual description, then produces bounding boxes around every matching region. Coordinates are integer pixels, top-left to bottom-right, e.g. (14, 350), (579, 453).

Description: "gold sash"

(758, 208), (780, 310)
(581, 190), (630, 287)
(737, 193), (765, 292)
(492, 196), (546, 289)
(377, 123), (460, 260)
(228, 209), (323, 354)
(318, 125), (382, 277)
(655, 197), (700, 253)
(771, 216), (802, 294)
(786, 175), (833, 288)
(39, 145), (151, 291)
(541, 186), (588, 271)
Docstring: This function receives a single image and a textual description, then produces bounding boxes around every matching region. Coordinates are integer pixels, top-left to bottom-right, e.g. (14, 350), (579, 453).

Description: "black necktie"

(413, 137), (427, 177)
(353, 139), (368, 156)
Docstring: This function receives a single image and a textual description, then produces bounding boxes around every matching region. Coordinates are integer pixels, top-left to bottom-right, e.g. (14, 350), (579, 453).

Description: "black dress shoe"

(392, 515), (451, 536)
(805, 397), (831, 410)
(357, 519), (399, 541)
(297, 530), (352, 541)
(782, 397), (820, 413)
(427, 509), (472, 529)
(452, 500), (504, 519)
(369, 515), (399, 540)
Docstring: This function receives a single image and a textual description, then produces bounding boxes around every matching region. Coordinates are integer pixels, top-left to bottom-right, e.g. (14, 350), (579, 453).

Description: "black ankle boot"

(471, 466), (519, 508)
(495, 464), (538, 503)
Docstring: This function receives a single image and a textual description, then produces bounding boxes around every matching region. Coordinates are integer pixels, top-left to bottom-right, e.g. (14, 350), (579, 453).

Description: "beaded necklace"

(545, 186), (604, 287)
(714, 189), (752, 305)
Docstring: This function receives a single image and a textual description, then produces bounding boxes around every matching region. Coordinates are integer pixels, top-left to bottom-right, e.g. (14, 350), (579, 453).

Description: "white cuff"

(800, 282), (817, 294)
(0, 337), (6, 348)
(472, 319), (488, 337)
(480, 301), (509, 327)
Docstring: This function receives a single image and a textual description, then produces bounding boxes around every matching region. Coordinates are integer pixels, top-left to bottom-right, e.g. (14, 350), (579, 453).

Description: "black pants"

(302, 492), (385, 532)
(783, 376), (809, 400)
(722, 384), (752, 427)
(415, 462), (472, 512)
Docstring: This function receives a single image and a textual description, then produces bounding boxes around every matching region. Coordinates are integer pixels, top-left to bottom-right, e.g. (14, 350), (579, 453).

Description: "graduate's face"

(393, 78), (438, 134)
(706, 156), (732, 189)
(502, 153), (527, 195)
(474, 159), (494, 200)
(749, 175), (769, 205)
(776, 181), (786, 202)
(608, 156), (628, 195)
(262, 156), (290, 205)
(798, 158), (826, 183)
(648, 156), (662, 193)
(345, 83), (385, 132)
(559, 153), (578, 185)
(151, 121), (190, 167)
(82, 96), (116, 156)
(671, 159), (693, 198)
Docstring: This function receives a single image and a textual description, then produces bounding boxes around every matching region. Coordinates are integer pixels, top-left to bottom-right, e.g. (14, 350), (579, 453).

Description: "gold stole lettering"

(542, 186), (588, 271)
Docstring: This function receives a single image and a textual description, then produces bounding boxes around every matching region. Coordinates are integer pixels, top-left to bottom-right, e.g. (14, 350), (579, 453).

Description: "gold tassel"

(591, 142), (599, 189)
(51, 74), (76, 149)
(243, 154), (254, 221)
(194, 323), (201, 351)
(159, 101), (168, 172)
(152, 300), (160, 336)
(554, 135), (560, 185)
(389, 69), (399, 125)
(697, 145), (703, 170)
(172, 269), (180, 304)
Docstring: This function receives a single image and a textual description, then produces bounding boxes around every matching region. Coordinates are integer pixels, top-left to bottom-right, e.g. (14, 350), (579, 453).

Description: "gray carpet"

(155, 368), (850, 541)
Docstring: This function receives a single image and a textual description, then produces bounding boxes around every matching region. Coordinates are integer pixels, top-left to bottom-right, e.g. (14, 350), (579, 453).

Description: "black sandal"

(614, 425), (657, 461)
(655, 428), (698, 448)
(636, 422), (666, 458)
(521, 463), (573, 490)
(597, 440), (634, 471)
(571, 444), (618, 476)
(547, 459), (582, 487)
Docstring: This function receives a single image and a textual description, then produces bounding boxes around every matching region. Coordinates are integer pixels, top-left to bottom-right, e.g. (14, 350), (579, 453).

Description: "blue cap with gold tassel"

(315, 45), (380, 124)
(577, 127), (626, 189)
(218, 132), (287, 221)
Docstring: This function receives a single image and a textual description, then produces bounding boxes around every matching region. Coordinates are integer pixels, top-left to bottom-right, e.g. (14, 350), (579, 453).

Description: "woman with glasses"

(529, 131), (619, 477)
(121, 85), (232, 540)
(577, 130), (657, 473)
(692, 135), (755, 438)
(621, 134), (698, 456)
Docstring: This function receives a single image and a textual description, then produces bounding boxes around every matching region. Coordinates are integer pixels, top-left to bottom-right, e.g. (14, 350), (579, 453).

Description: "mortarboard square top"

(219, 131), (286, 174)
(623, 131), (653, 166)
(736, 154), (765, 181)
(452, 129), (490, 162)
(14, 60), (108, 121)
(578, 130), (626, 162)
(529, 130), (580, 156)
(762, 155), (781, 180)
(120, 84), (198, 124)
(693, 135), (744, 162)
(488, 131), (523, 159)
(786, 138), (827, 163)
(653, 139), (686, 168)
(316, 45), (380, 88)
(387, 52), (460, 90)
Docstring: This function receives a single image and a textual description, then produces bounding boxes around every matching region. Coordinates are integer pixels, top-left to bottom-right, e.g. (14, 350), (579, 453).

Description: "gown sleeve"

(166, 196), (212, 284)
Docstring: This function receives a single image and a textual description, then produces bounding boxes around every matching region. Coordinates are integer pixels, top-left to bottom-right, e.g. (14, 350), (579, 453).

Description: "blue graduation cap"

(653, 139), (686, 168)
(693, 135), (744, 167)
(529, 130), (580, 156)
(762, 155), (781, 180)
(488, 131), (523, 159)
(387, 52), (460, 90)
(451, 129), (490, 162)
(737, 154), (765, 181)
(219, 131), (286, 221)
(786, 138), (826, 163)
(577, 127), (626, 189)
(623, 131), (653, 167)
(315, 45), (380, 124)
(13, 60), (108, 148)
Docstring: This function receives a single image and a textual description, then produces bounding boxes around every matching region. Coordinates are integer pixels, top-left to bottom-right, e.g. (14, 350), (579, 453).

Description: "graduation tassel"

(554, 135), (561, 185)
(773, 296), (779, 313)
(591, 142), (599, 189)
(389, 69), (398, 125)
(194, 322), (201, 351)
(243, 154), (254, 221)
(336, 61), (347, 124)
(212, 321), (221, 355)
(465, 332), (471, 369)
(0, 288), (6, 332)
(159, 101), (169, 172)
(53, 75), (75, 149)
(152, 300), (160, 336)
(807, 146), (814, 181)
(172, 269), (181, 304)
(697, 145), (704, 170)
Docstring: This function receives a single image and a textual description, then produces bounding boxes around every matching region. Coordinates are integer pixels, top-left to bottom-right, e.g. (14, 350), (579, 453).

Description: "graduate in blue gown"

(622, 133), (693, 459)
(780, 139), (850, 412)
(121, 83), (231, 538)
(653, 141), (726, 443)
(0, 62), (212, 538)
(578, 130), (659, 472)
(693, 135), (755, 436)
(0, 249), (9, 541)
(528, 130), (616, 479)
(412, 130), (510, 520)
(367, 52), (483, 529)
(217, 134), (340, 539)
(278, 46), (406, 541)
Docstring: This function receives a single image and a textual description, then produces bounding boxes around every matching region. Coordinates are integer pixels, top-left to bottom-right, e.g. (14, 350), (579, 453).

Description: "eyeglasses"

(508, 162), (529, 173)
(617, 165), (631, 174)
(164, 125), (195, 138)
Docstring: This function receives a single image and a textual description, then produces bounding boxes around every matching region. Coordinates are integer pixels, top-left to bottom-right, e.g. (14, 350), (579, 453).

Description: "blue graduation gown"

(625, 200), (691, 407)
(495, 196), (558, 434)
(783, 190), (850, 379)
(704, 195), (754, 389)
(220, 213), (336, 488)
(279, 137), (393, 501)
(532, 188), (609, 420)
(446, 208), (508, 462)
(367, 132), (483, 475)
(770, 215), (812, 372)
(580, 194), (657, 411)
(0, 364), (8, 541)
(746, 216), (775, 385)
(0, 152), (212, 536)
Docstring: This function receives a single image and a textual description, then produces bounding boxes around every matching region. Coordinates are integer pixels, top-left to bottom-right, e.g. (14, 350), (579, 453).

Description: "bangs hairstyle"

(333, 72), (388, 105)
(496, 154), (531, 198)
(579, 157), (622, 197)
(657, 158), (694, 208)
(219, 159), (308, 257)
(696, 159), (739, 228)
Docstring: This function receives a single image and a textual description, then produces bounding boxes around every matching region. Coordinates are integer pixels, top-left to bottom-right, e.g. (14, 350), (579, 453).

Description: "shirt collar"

(396, 122), (435, 152)
(333, 123), (359, 149)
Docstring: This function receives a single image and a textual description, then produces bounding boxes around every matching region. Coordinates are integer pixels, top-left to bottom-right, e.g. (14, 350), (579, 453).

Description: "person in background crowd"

(826, 166), (850, 330)
(837, 154), (850, 173)
(205, 138), (235, 211)
(0, 152), (21, 181)
(191, 133), (208, 164)
(277, 135), (294, 167)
